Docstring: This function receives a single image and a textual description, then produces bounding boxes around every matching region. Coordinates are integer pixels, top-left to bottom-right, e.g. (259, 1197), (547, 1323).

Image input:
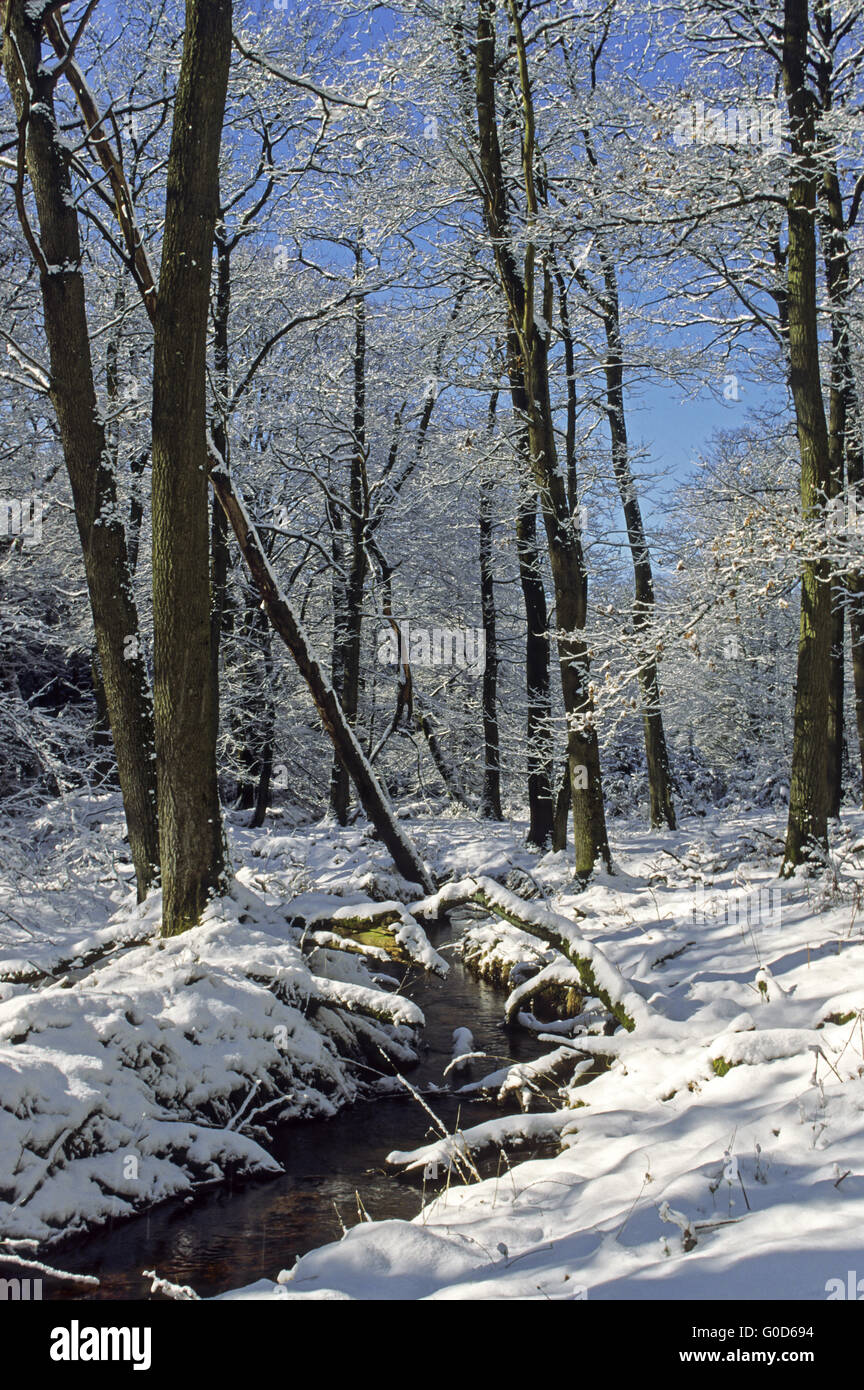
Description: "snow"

(212, 808), (864, 1301)
(0, 810), (441, 1248)
(5, 799), (864, 1300)
(415, 873), (651, 1029)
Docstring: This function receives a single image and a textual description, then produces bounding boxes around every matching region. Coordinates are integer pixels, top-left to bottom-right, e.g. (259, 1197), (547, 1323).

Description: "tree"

(1, 0), (158, 899)
(472, 0), (611, 877)
(781, 0), (834, 871)
(151, 0), (233, 934)
(814, 0), (864, 804)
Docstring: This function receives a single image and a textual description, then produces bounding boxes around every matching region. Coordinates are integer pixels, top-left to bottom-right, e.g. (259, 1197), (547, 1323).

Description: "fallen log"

(285, 896), (447, 975)
(209, 463), (436, 894)
(413, 876), (647, 1032)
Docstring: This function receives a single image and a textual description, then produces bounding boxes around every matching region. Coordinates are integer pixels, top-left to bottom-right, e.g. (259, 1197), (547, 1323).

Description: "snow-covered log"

(456, 1047), (588, 1109)
(385, 1110), (573, 1173)
(286, 895), (447, 975)
(503, 959), (585, 1024)
(413, 876), (648, 1031)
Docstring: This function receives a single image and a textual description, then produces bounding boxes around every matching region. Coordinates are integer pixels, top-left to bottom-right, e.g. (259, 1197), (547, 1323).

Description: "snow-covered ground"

(0, 798), (443, 1251)
(3, 795), (864, 1300)
(222, 809), (864, 1301)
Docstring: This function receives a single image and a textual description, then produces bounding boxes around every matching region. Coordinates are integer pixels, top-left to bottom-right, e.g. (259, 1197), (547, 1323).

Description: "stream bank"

(44, 912), (560, 1299)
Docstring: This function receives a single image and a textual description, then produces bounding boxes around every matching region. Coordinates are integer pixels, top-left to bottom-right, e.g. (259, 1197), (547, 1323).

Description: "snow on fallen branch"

(286, 893), (448, 976)
(0, 1247), (100, 1286)
(455, 1048), (593, 1110)
(386, 1110), (575, 1174)
(310, 977), (423, 1028)
(503, 960), (586, 1024)
(413, 877), (649, 1032)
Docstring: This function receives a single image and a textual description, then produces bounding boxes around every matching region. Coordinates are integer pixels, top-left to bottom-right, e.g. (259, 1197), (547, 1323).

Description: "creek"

(48, 912), (554, 1299)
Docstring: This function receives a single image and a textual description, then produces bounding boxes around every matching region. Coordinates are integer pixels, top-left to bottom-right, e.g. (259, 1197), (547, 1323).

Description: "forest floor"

(2, 794), (864, 1300)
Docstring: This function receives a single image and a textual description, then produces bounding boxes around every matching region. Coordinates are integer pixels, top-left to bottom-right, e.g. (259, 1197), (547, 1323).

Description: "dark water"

(38, 915), (555, 1300)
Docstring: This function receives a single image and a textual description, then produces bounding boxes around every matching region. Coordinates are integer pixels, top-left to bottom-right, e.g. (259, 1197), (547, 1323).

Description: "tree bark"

(210, 224), (233, 754)
(479, 473), (503, 820)
(781, 0), (834, 871)
(330, 247), (369, 823)
(2, 0), (158, 898)
(515, 480), (555, 846)
(151, 0), (232, 934)
(847, 428), (864, 799)
(816, 0), (860, 808)
(475, 0), (610, 878)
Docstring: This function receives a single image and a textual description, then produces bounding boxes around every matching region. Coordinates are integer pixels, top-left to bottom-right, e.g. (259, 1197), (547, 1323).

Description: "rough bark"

(475, 0), (610, 878)
(1, 0), (158, 898)
(781, 0), (834, 872)
(151, 0), (232, 933)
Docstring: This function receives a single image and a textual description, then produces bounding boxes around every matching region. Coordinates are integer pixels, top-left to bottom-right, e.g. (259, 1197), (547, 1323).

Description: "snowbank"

(0, 885), (425, 1247)
(215, 810), (864, 1302)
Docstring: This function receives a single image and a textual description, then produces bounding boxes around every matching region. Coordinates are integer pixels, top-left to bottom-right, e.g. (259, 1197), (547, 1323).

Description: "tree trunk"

(515, 481), (555, 847)
(848, 427), (864, 798)
(90, 650), (116, 787)
(250, 625), (276, 829)
(479, 475), (503, 820)
(553, 760), (570, 853)
(596, 253), (676, 830)
(330, 247), (369, 824)
(2, 1), (158, 899)
(151, 0), (232, 934)
(232, 594), (277, 820)
(210, 226), (232, 754)
(816, 3), (858, 810)
(475, 0), (610, 878)
(781, 0), (834, 872)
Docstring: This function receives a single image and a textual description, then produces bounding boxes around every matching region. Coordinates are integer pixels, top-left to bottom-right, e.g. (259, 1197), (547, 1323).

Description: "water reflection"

(42, 917), (556, 1300)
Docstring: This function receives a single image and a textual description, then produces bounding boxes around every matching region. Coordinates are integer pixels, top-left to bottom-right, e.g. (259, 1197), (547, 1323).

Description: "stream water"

(43, 913), (554, 1300)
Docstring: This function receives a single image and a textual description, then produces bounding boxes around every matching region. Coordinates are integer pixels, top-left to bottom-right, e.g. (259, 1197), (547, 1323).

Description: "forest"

(1, 0), (863, 1317)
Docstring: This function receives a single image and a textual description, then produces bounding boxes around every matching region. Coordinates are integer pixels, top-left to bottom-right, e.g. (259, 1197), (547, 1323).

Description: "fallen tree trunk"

(309, 976), (424, 1029)
(210, 464), (436, 893)
(413, 875), (647, 1032)
(503, 959), (585, 1024)
(285, 896), (447, 974)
